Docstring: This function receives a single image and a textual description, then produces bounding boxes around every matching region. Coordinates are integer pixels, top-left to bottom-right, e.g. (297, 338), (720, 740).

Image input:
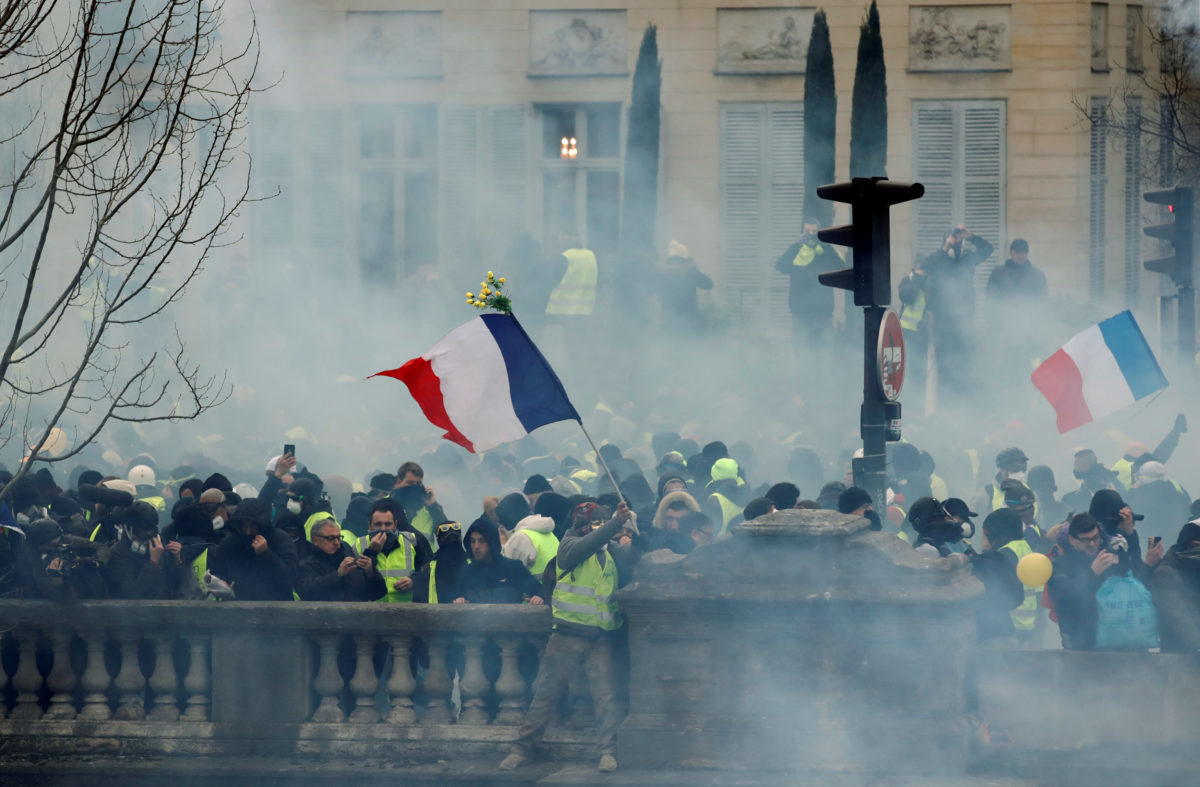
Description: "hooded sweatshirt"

(502, 514), (559, 572)
(207, 501), (299, 601)
(456, 518), (543, 604)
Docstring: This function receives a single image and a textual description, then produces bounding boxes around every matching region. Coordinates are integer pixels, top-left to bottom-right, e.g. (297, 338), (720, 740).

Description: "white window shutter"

(961, 103), (1005, 290)
(440, 107), (480, 260)
(488, 106), (529, 250)
(912, 105), (956, 260)
(766, 105), (805, 324)
(720, 104), (766, 326)
(308, 109), (345, 251)
(253, 109), (295, 250)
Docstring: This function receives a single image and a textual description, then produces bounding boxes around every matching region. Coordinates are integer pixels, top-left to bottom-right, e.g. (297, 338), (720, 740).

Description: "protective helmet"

(128, 464), (157, 488)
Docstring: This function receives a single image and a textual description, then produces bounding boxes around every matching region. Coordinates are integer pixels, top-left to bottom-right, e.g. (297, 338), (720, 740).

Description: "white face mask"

(1007, 471), (1027, 484)
(130, 539), (149, 555)
(212, 516), (225, 531)
(286, 499), (302, 515)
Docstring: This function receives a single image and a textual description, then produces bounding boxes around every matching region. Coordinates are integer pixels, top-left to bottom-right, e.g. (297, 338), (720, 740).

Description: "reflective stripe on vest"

(899, 290), (925, 331)
(523, 529), (560, 576)
(546, 248), (598, 315)
(428, 561), (439, 604)
(552, 552), (622, 631)
(1001, 539), (1038, 631)
(358, 533), (416, 602)
(192, 548), (209, 596)
(711, 493), (741, 535)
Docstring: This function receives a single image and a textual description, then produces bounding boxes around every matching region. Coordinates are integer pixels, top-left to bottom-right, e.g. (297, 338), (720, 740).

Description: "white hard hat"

(128, 464), (156, 487)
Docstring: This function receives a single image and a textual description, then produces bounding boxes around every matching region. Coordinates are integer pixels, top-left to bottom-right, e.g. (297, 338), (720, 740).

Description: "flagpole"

(578, 422), (628, 509)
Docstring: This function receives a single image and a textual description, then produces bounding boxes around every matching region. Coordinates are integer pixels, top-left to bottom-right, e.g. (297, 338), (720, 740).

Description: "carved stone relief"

(908, 5), (1011, 72)
(529, 10), (627, 76)
(345, 11), (442, 78)
(715, 8), (815, 75)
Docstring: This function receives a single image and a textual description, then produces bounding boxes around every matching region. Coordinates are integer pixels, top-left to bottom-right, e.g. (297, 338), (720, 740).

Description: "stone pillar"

(493, 635), (527, 725)
(311, 634), (345, 723)
(148, 634), (180, 721)
(385, 634), (417, 724)
(182, 635), (211, 720)
(43, 632), (78, 720)
(457, 634), (490, 725)
(77, 630), (113, 721)
(421, 634), (453, 724)
(9, 631), (44, 721)
(348, 634), (379, 723)
(113, 632), (146, 721)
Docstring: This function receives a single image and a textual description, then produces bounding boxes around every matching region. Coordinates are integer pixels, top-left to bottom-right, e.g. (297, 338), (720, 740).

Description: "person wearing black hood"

(534, 492), (572, 541)
(1149, 521), (1200, 653)
(420, 521), (469, 603)
(1087, 488), (1163, 581)
(105, 501), (182, 599)
(909, 497), (974, 557)
(171, 505), (219, 599)
(207, 498), (298, 601)
(297, 516), (386, 602)
(454, 518), (544, 605)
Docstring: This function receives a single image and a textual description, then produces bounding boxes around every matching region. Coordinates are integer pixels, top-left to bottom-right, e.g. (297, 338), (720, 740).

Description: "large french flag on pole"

(371, 314), (580, 453)
(1031, 310), (1168, 433)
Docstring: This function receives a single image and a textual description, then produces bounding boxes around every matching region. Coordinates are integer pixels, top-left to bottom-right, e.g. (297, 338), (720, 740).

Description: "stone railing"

(0, 600), (601, 765)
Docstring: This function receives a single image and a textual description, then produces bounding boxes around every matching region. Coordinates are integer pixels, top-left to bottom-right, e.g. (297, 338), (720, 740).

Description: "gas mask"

(285, 498), (302, 515)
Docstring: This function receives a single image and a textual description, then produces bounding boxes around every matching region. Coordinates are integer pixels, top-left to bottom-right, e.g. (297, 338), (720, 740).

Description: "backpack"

(1094, 572), (1159, 651)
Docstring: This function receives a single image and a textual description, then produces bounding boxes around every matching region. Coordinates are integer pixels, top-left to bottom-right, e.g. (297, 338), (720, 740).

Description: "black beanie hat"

(124, 501), (160, 531)
(203, 473), (233, 493)
(838, 487), (873, 514)
(523, 474), (552, 495)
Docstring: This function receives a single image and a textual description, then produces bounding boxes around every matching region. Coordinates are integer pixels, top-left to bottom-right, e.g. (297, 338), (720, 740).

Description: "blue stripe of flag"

(481, 313), (581, 432)
(1099, 310), (1168, 400)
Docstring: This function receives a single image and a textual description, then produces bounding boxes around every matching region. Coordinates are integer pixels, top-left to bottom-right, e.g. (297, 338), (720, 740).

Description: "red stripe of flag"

(370, 358), (475, 452)
(1031, 348), (1093, 434)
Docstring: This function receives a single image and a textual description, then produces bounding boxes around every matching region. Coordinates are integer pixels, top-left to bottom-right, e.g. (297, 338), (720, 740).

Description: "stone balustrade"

(0, 600), (601, 765)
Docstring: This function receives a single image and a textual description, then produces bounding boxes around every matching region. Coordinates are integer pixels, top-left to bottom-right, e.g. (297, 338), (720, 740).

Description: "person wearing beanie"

(1149, 521), (1200, 653)
(534, 492), (573, 540)
(986, 237), (1047, 304)
(202, 472), (233, 494)
(171, 504), (219, 599)
(455, 518), (544, 605)
(908, 497), (973, 557)
(998, 480), (1046, 551)
(105, 501), (181, 600)
(502, 512), (559, 577)
(973, 446), (1029, 516)
(523, 474), (553, 508)
(494, 492), (531, 533)
(1127, 460), (1191, 545)
(1047, 513), (1121, 650)
(981, 507), (1039, 640)
(837, 487), (881, 531)
(207, 498), (299, 601)
(422, 521), (468, 603)
(1087, 489), (1162, 580)
(704, 457), (748, 537)
(742, 497), (775, 522)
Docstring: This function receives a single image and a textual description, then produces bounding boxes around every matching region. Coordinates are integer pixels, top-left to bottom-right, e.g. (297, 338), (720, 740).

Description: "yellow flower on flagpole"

(465, 271), (513, 315)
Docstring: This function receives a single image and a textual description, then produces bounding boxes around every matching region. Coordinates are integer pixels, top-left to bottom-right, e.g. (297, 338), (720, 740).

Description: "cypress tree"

(620, 23), (662, 258)
(849, 0), (887, 178)
(803, 10), (836, 227)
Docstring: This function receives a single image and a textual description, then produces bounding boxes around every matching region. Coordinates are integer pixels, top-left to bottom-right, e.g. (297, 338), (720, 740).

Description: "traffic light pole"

(1180, 285), (1195, 360)
(858, 305), (887, 517)
(817, 177), (924, 518)
(1144, 186), (1194, 363)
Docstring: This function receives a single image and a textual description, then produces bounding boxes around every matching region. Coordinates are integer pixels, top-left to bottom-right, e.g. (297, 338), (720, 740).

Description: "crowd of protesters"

(2, 416), (1199, 769)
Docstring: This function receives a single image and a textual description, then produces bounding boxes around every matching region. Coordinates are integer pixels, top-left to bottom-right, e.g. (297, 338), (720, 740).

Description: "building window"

(911, 99), (1006, 291)
(1124, 96), (1143, 303)
(1126, 6), (1144, 72)
(719, 102), (804, 329)
(537, 103), (621, 259)
(1091, 4), (1109, 72)
(354, 104), (438, 285)
(1090, 97), (1108, 298)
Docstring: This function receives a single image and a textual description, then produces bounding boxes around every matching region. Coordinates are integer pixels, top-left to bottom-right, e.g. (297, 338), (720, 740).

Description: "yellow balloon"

(1016, 552), (1053, 587)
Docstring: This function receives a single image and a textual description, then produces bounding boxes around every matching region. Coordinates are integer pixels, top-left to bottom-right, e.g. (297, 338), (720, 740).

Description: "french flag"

(371, 314), (580, 453)
(1031, 311), (1168, 433)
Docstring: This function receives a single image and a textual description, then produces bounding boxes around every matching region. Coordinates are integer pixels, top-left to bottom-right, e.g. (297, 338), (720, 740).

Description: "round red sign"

(877, 309), (906, 402)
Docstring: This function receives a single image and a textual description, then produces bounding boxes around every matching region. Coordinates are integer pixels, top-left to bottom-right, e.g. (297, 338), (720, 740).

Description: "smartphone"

(1149, 536), (1162, 549)
(283, 443), (295, 457)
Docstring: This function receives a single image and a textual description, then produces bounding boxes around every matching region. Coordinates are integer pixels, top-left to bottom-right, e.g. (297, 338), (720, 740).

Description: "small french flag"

(372, 314), (580, 453)
(1031, 310), (1168, 433)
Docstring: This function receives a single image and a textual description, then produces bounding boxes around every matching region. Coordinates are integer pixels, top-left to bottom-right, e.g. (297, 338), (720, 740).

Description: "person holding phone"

(1149, 522), (1200, 653)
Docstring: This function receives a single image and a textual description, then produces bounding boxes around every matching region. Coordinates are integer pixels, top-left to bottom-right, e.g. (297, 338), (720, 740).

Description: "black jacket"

(207, 523), (299, 601)
(986, 258), (1047, 300)
(105, 538), (181, 600)
(924, 235), (994, 329)
(456, 519), (542, 604)
(774, 237), (840, 318)
(1047, 545), (1116, 650)
(1149, 546), (1200, 653)
(296, 541), (387, 602)
(973, 549), (1025, 641)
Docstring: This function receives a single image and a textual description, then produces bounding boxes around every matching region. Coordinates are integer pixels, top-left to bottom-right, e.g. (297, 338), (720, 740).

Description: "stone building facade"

(248, 0), (1164, 330)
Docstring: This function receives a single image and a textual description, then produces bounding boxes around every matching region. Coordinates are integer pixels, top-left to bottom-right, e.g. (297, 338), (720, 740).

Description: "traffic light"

(817, 178), (925, 306)
(1143, 187), (1193, 287)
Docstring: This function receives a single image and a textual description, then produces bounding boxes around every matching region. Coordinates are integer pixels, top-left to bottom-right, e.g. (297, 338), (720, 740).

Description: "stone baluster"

(457, 635), (491, 725)
(310, 635), (345, 722)
(420, 634), (453, 724)
(385, 634), (416, 724)
(182, 635), (211, 720)
(113, 633), (146, 720)
(147, 635), (180, 721)
(493, 636), (527, 725)
(348, 634), (379, 723)
(77, 631), (113, 720)
(9, 631), (44, 721)
(43, 632), (78, 720)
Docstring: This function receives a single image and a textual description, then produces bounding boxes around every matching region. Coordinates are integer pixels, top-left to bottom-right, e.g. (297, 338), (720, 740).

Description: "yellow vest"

(359, 533), (417, 603)
(711, 493), (742, 536)
(138, 495), (166, 512)
(1112, 457), (1134, 489)
(552, 552), (621, 631)
(523, 529), (560, 577)
(410, 507), (435, 546)
(899, 290), (926, 331)
(1001, 539), (1038, 632)
(546, 248), (598, 315)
